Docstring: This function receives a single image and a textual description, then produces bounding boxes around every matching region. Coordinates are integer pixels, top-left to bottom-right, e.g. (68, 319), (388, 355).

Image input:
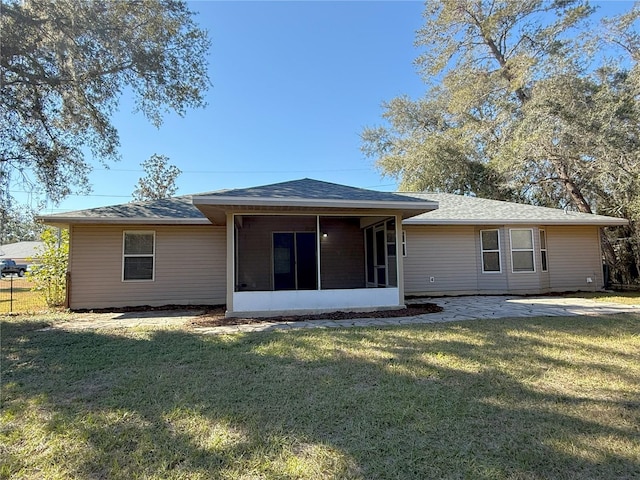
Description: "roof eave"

(37, 217), (212, 226)
(403, 218), (629, 226)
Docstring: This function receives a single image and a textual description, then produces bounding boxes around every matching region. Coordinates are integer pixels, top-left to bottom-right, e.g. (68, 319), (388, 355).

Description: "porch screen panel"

(274, 233), (296, 290)
(366, 228), (375, 284)
(296, 232), (317, 290)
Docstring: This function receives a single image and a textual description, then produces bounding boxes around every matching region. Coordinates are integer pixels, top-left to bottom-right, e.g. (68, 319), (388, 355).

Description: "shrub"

(27, 228), (69, 307)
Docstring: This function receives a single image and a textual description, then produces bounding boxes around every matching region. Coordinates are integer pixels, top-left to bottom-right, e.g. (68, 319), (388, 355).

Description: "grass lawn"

(0, 277), (48, 314)
(1, 314), (639, 479)
(566, 291), (640, 305)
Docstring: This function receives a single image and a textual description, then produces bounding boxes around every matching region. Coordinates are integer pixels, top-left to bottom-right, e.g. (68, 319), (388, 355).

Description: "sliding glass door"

(273, 232), (317, 290)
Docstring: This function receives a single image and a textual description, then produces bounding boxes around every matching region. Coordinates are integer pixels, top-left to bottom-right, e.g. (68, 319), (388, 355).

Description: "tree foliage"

(27, 227), (69, 307)
(0, 0), (210, 204)
(362, 0), (640, 283)
(0, 203), (44, 244)
(132, 154), (182, 201)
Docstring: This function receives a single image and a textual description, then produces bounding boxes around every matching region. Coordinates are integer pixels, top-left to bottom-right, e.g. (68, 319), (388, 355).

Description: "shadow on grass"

(2, 314), (639, 479)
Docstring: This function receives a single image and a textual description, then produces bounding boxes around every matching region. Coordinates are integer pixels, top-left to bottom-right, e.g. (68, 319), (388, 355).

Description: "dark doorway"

(273, 232), (317, 290)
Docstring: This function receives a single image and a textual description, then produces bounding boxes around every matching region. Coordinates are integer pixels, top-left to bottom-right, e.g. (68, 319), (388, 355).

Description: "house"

(39, 178), (627, 316)
(0, 241), (44, 264)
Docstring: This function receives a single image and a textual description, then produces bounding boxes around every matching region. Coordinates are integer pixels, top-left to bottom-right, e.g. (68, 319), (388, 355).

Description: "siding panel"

(69, 225), (226, 309)
(404, 225), (478, 295)
(547, 225), (602, 291)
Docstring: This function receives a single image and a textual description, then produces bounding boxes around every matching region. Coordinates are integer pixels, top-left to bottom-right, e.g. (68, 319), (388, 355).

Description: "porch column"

(395, 213), (406, 307)
(316, 215), (322, 291)
(226, 212), (234, 314)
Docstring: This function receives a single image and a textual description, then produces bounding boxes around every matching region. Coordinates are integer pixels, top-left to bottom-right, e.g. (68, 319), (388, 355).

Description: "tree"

(132, 154), (182, 201)
(1, 0), (210, 205)
(27, 227), (69, 307)
(0, 203), (44, 244)
(362, 0), (640, 282)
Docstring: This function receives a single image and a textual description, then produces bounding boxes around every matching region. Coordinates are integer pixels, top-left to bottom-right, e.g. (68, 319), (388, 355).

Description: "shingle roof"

(401, 192), (627, 226)
(0, 241), (44, 259)
(192, 178), (431, 204)
(38, 196), (209, 225)
(37, 180), (627, 227)
(191, 179), (438, 220)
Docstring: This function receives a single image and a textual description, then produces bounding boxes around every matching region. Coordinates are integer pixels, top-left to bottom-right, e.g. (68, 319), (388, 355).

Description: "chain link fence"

(0, 275), (48, 314)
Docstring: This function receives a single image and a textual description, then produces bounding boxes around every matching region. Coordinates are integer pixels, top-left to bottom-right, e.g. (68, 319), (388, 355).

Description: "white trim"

(509, 228), (536, 273)
(403, 218), (627, 226)
(316, 216), (322, 290)
(402, 230), (407, 257)
(122, 230), (155, 282)
(539, 229), (548, 272)
(480, 229), (502, 274)
(231, 288), (401, 316)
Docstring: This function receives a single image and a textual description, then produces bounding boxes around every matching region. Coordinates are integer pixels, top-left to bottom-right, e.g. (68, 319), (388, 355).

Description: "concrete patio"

(51, 295), (640, 334)
(193, 295), (640, 335)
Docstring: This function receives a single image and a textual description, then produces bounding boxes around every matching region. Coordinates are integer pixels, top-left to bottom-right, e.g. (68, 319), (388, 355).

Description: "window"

(402, 230), (407, 257)
(539, 229), (548, 272)
(123, 231), (155, 281)
(510, 229), (535, 273)
(480, 229), (501, 273)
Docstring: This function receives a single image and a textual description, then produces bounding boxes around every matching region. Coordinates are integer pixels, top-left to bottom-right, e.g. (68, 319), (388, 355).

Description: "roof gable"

(193, 178), (429, 204)
(191, 178), (438, 221)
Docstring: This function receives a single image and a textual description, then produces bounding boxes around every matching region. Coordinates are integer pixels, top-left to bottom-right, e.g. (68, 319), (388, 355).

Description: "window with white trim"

(510, 229), (535, 273)
(123, 231), (155, 281)
(539, 229), (548, 272)
(480, 229), (501, 273)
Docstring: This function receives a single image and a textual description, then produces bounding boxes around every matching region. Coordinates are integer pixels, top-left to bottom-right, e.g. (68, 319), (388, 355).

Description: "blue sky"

(34, 0), (427, 214)
(30, 0), (634, 214)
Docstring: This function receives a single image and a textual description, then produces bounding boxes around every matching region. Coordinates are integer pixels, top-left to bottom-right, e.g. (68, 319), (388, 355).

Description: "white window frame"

(480, 229), (502, 273)
(402, 230), (407, 257)
(539, 229), (548, 272)
(122, 231), (156, 282)
(509, 228), (536, 273)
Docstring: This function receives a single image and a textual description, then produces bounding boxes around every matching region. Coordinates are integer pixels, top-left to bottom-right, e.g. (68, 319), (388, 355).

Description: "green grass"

(565, 291), (640, 305)
(0, 277), (49, 314)
(2, 314), (639, 479)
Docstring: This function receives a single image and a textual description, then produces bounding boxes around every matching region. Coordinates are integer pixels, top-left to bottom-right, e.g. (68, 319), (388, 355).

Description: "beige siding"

(404, 224), (603, 296)
(404, 225), (478, 295)
(547, 225), (602, 291)
(69, 224), (226, 309)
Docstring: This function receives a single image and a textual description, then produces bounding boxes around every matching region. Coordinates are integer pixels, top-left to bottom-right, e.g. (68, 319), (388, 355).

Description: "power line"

(93, 167), (373, 174)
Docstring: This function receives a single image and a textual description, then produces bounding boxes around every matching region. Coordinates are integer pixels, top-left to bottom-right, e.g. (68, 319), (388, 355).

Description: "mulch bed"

(191, 303), (443, 327)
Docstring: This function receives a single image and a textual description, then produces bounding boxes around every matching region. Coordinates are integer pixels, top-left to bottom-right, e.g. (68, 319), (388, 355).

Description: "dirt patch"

(191, 303), (443, 327)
